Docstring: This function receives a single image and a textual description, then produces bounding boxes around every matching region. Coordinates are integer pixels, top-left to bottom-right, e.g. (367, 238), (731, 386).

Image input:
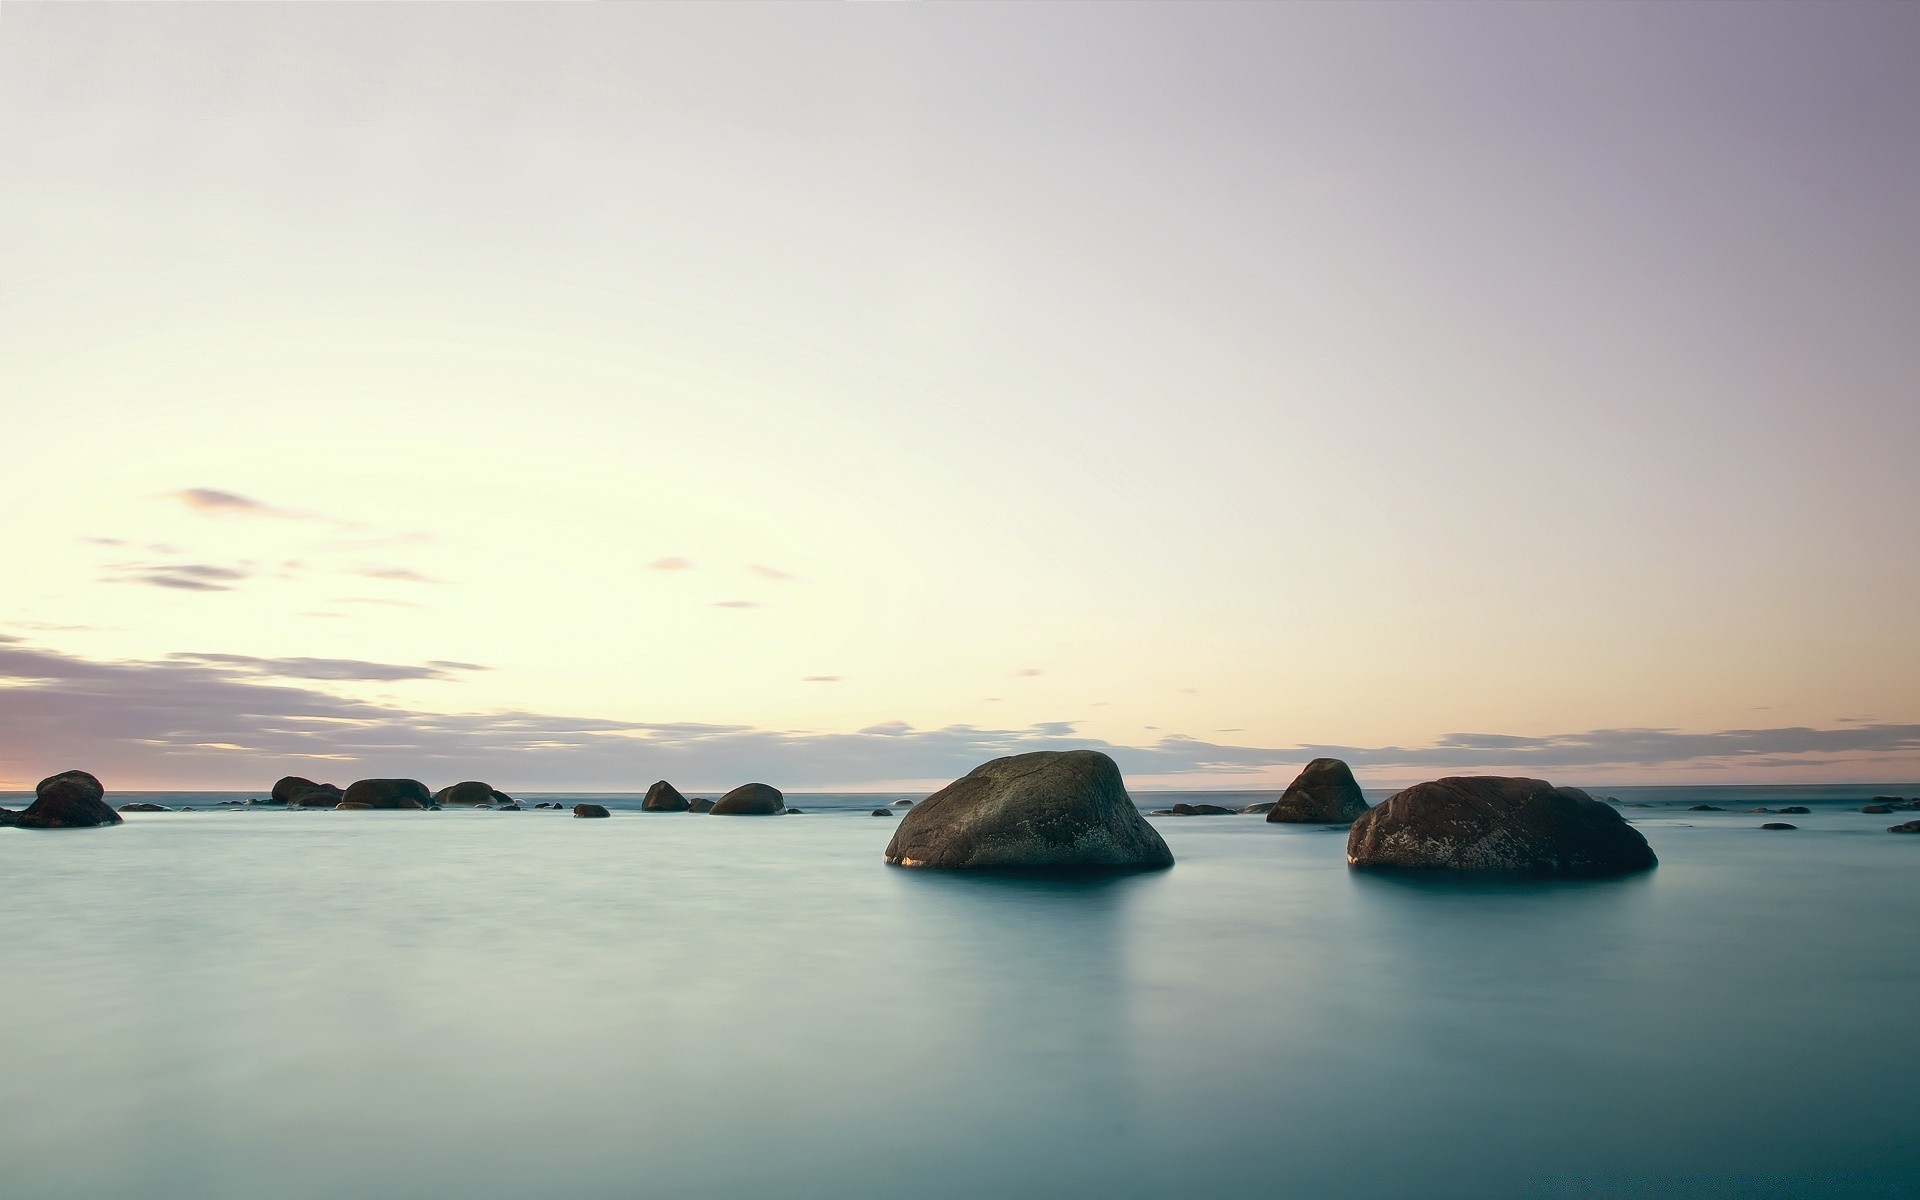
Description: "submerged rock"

(785, 807), (804, 815)
(1147, 808), (1174, 816)
(5, 771), (122, 830)
(1267, 759), (1370, 825)
(711, 783), (785, 815)
(435, 781), (514, 807)
(643, 780), (690, 812)
(1761, 822), (1798, 831)
(1239, 801), (1277, 815)
(884, 750), (1173, 871)
(340, 779), (432, 810)
(1689, 804), (1724, 811)
(1751, 807), (1774, 813)
(871, 808), (895, 817)
(1889, 821), (1920, 834)
(1861, 805), (1895, 815)
(1345, 776), (1656, 877)
(688, 799), (715, 813)
(1170, 802), (1235, 816)
(891, 799), (914, 808)
(1778, 806), (1811, 815)
(573, 803), (610, 819)
(118, 802), (172, 813)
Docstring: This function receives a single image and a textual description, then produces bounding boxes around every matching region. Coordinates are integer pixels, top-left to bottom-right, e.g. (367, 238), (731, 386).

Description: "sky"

(3, 2), (1918, 792)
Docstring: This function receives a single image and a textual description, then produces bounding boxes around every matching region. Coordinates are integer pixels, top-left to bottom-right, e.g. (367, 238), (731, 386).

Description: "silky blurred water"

(1, 787), (1916, 1199)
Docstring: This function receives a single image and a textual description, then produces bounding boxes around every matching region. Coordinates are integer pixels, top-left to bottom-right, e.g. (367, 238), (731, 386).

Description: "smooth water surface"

(2, 788), (1916, 1199)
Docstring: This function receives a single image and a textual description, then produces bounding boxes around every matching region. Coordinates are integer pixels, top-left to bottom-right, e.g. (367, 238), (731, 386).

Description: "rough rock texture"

(643, 781), (690, 812)
(1170, 802), (1236, 816)
(1346, 776), (1656, 877)
(1762, 822), (1797, 831)
(340, 779), (432, 810)
(711, 783), (785, 815)
(118, 803), (172, 813)
(6, 771), (123, 829)
(1267, 759), (1371, 825)
(286, 782), (344, 808)
(573, 803), (610, 819)
(884, 750), (1173, 871)
(434, 781), (513, 806)
(688, 799), (715, 813)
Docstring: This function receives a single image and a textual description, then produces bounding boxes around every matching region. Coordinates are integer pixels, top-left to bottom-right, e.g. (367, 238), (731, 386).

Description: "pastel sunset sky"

(3, 3), (1917, 791)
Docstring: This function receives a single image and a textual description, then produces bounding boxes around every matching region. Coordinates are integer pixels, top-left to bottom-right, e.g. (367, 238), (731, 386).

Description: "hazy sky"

(4, 3), (1918, 791)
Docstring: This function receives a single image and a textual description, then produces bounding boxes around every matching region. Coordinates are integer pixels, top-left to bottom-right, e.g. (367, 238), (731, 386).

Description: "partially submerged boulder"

(286, 782), (344, 808)
(573, 803), (610, 819)
(1890, 821), (1920, 834)
(871, 808), (895, 817)
(711, 783), (785, 815)
(6, 771), (123, 829)
(272, 776), (341, 805)
(1862, 805), (1895, 815)
(339, 778), (431, 810)
(1239, 801), (1276, 815)
(118, 802), (172, 813)
(643, 780), (690, 812)
(1170, 802), (1235, 815)
(434, 781), (514, 806)
(1267, 758), (1370, 825)
(1778, 806), (1811, 815)
(1346, 776), (1655, 878)
(884, 750), (1173, 871)
(688, 798), (715, 813)
(1762, 822), (1798, 831)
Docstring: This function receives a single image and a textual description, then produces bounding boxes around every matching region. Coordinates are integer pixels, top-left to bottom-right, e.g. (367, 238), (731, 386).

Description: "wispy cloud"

(750, 565), (796, 581)
(714, 600), (760, 609)
(1016, 668), (1043, 677)
(0, 640), (1917, 790)
(801, 675), (843, 683)
(106, 562), (252, 592)
(352, 567), (443, 584)
(649, 557), (693, 571)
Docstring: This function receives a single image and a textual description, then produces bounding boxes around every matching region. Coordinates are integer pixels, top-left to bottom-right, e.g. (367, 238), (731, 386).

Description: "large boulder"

(1346, 776), (1656, 878)
(711, 783), (784, 815)
(573, 803), (610, 819)
(6, 770), (123, 829)
(287, 784), (343, 808)
(1267, 758), (1370, 825)
(688, 798), (715, 813)
(643, 780), (690, 812)
(339, 778), (431, 810)
(272, 775), (340, 804)
(434, 781), (513, 807)
(884, 750), (1173, 871)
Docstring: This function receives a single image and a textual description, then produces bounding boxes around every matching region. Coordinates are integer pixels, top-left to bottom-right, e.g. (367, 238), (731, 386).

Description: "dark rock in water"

(1862, 805), (1895, 815)
(118, 802), (172, 813)
(871, 808), (895, 817)
(1761, 822), (1797, 831)
(340, 778), (431, 810)
(271, 776), (340, 804)
(643, 780), (690, 812)
(573, 803), (610, 819)
(1689, 804), (1724, 811)
(1889, 821), (1920, 834)
(688, 799), (715, 813)
(1240, 801), (1277, 815)
(785, 807), (804, 815)
(1871, 796), (1903, 804)
(495, 803), (522, 811)
(712, 783), (785, 815)
(1267, 758), (1370, 825)
(434, 781), (514, 807)
(1346, 776), (1655, 877)
(6, 771), (122, 829)
(891, 799), (914, 808)
(1148, 808), (1174, 816)
(426, 804), (442, 810)
(1171, 802), (1235, 815)
(286, 783), (344, 808)
(1751, 807), (1774, 813)
(1778, 806), (1811, 815)
(336, 802), (371, 811)
(884, 750), (1173, 871)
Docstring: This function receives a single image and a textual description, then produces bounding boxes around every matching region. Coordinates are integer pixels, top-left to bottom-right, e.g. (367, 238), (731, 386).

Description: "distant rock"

(118, 802), (172, 813)
(1761, 822), (1797, 831)
(711, 783), (784, 815)
(688, 799), (715, 813)
(785, 807), (804, 814)
(1751, 807), (1774, 813)
(271, 776), (337, 804)
(643, 780), (690, 812)
(573, 803), (610, 819)
(1345, 776), (1656, 877)
(435, 781), (514, 807)
(1889, 820), (1920, 834)
(495, 803), (522, 811)
(1862, 805), (1895, 814)
(1689, 804), (1724, 811)
(1778, 806), (1811, 815)
(1871, 796), (1903, 804)
(891, 799), (914, 808)
(3, 771), (122, 830)
(1147, 808), (1174, 816)
(1170, 802), (1235, 816)
(1267, 759), (1370, 825)
(1239, 801), (1276, 815)
(340, 779), (432, 810)
(884, 750), (1173, 871)
(871, 808), (895, 817)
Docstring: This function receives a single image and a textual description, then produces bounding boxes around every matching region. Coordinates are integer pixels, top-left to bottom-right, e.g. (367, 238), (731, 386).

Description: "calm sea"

(2, 785), (1916, 1199)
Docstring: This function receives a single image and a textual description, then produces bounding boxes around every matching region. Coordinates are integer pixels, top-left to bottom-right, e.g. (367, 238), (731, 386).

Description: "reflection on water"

(0, 800), (1916, 1199)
